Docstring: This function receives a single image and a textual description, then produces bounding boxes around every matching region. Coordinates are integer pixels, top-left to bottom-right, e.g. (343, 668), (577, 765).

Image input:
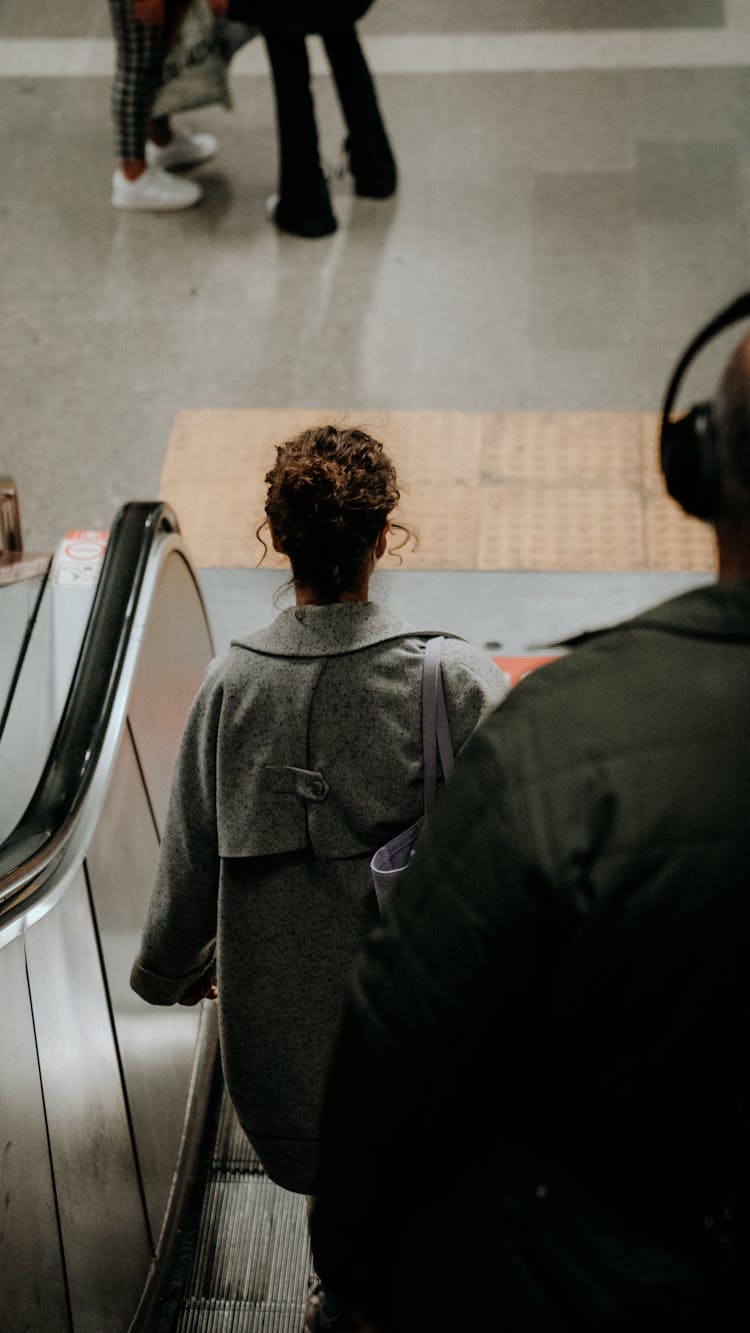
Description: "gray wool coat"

(131, 601), (508, 1192)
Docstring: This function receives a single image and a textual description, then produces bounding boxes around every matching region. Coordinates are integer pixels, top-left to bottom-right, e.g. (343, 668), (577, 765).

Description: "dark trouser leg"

(263, 30), (336, 237)
(108, 0), (166, 161)
(322, 27), (396, 198)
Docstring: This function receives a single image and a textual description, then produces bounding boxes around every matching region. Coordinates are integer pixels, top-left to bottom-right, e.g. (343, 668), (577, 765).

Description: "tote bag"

(152, 0), (231, 118)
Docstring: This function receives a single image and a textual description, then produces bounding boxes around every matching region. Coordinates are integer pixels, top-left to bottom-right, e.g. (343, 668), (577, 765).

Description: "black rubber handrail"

(0, 501), (179, 927)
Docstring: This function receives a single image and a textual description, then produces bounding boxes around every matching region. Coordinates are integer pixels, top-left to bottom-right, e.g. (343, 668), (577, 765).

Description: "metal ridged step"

(174, 1089), (313, 1333)
(212, 1090), (266, 1174)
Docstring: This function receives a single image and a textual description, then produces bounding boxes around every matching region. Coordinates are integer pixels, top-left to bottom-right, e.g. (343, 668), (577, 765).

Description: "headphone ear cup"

(660, 403), (721, 521)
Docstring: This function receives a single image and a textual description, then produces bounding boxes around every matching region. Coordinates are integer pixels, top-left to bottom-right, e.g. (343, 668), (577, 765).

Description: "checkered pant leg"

(108, 0), (167, 161)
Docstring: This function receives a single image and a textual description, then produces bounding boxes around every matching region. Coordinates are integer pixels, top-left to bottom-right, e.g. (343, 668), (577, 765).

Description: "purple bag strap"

(422, 636), (454, 818)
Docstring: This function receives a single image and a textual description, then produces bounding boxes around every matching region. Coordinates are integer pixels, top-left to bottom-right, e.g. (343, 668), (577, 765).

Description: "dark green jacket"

(312, 581), (750, 1328)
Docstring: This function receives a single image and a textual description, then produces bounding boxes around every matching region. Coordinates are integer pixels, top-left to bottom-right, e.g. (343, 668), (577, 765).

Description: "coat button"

(310, 779), (325, 799)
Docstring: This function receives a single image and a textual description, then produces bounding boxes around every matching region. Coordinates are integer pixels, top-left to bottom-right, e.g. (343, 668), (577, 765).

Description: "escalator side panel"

(86, 725), (203, 1247)
(0, 934), (70, 1332)
(128, 550), (214, 837)
(24, 870), (151, 1333)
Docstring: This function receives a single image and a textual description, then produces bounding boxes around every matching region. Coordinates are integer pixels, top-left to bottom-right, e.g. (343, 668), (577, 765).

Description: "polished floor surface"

(2, 0), (750, 562)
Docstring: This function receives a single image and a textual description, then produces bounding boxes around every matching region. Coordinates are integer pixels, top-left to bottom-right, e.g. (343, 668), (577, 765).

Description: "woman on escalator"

(130, 424), (507, 1331)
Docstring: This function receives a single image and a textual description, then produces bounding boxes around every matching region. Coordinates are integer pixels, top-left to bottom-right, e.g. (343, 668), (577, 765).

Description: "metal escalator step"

(212, 1090), (265, 1173)
(175, 1174), (312, 1333)
(175, 1299), (307, 1333)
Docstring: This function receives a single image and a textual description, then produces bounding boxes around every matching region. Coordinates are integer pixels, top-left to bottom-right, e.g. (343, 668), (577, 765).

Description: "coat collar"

(233, 601), (429, 659)
(629, 578), (750, 641)
(561, 579), (750, 647)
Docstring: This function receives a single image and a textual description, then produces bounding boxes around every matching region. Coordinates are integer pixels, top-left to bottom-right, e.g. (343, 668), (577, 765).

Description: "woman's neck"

(295, 581), (370, 606)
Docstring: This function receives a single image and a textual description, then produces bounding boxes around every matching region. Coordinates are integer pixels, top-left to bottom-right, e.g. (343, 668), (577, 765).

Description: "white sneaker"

(111, 165), (202, 211)
(146, 129), (217, 171)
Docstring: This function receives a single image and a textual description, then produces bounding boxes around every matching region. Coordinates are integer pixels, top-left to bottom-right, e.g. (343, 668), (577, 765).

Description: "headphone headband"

(661, 292), (750, 432)
(659, 292), (750, 521)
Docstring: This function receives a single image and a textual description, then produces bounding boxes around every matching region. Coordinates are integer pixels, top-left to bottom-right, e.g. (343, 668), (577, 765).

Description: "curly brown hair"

(259, 425), (410, 601)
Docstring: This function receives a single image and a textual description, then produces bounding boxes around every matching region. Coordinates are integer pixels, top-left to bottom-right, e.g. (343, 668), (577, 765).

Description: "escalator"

(165, 1090), (313, 1333)
(0, 490), (315, 1333)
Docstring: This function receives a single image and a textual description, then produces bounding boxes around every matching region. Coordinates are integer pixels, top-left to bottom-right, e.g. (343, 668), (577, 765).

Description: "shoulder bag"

(370, 636), (453, 913)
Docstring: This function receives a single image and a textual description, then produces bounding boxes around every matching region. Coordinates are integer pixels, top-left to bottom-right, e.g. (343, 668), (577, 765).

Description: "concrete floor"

(2, 0), (745, 632)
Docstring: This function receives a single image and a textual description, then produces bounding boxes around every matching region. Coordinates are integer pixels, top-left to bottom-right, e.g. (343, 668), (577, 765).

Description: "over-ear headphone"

(660, 292), (750, 521)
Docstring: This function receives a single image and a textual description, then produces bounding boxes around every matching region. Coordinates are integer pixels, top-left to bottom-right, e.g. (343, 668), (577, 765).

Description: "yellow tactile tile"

(374, 410), (484, 490)
(478, 486), (647, 572)
(639, 412), (666, 493)
(644, 495), (716, 571)
(481, 412), (644, 489)
(389, 483), (481, 571)
(161, 409), (336, 569)
(160, 408), (714, 572)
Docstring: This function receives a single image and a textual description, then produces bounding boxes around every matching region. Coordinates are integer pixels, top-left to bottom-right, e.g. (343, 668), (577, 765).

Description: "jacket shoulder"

(441, 639), (509, 698)
(435, 640), (509, 750)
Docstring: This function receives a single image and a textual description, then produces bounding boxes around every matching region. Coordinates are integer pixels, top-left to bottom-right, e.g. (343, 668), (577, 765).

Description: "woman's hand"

(179, 971), (218, 1006)
(134, 0), (166, 26)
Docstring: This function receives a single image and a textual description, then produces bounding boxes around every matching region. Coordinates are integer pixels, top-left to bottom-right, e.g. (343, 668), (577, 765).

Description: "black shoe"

(267, 192), (337, 238)
(304, 1280), (363, 1332)
(344, 134), (397, 199)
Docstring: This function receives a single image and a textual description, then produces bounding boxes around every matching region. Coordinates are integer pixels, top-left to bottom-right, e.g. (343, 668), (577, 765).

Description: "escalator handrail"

(0, 501), (180, 920)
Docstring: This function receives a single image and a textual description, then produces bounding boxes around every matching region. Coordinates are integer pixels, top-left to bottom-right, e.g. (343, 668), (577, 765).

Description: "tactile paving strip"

(478, 484), (647, 571)
(160, 409), (715, 572)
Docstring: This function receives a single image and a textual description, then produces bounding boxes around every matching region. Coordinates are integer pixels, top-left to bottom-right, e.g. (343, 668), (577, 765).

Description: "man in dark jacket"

(308, 332), (750, 1331)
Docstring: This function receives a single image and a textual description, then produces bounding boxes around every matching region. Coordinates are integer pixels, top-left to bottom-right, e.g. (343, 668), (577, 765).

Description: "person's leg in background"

(322, 26), (396, 199)
(108, 0), (206, 210)
(263, 29), (337, 237)
(305, 1278), (366, 1332)
(109, 0), (168, 172)
(305, 1197), (365, 1332)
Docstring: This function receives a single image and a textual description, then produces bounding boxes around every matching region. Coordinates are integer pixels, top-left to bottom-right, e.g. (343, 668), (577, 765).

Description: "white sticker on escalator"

(52, 530), (110, 586)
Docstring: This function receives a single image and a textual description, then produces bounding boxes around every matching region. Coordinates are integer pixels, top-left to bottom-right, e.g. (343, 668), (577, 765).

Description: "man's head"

(660, 298), (750, 577)
(703, 333), (750, 579)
